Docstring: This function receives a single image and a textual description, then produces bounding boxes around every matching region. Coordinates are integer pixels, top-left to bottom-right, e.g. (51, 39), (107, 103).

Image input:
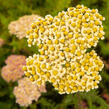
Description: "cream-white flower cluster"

(8, 15), (42, 39)
(13, 77), (46, 107)
(23, 5), (105, 94)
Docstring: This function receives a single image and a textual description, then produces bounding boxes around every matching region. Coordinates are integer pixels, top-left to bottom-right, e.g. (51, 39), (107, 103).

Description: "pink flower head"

(1, 55), (26, 82)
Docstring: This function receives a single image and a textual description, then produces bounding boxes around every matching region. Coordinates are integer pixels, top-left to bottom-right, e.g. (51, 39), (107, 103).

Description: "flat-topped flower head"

(24, 5), (105, 94)
(24, 50), (103, 94)
(1, 55), (26, 82)
(13, 77), (46, 107)
(8, 15), (42, 39)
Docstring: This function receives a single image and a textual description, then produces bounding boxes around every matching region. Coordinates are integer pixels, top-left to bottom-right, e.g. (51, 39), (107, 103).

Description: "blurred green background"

(0, 0), (109, 109)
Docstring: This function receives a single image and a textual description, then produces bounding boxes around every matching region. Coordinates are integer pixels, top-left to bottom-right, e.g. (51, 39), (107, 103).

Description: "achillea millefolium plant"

(1, 0), (109, 108)
(23, 5), (105, 94)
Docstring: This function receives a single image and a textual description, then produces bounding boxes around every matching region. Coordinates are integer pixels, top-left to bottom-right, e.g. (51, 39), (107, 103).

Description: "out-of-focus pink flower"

(8, 15), (42, 39)
(0, 38), (4, 47)
(1, 55), (26, 82)
(13, 77), (46, 107)
(5, 55), (26, 65)
(80, 100), (88, 109)
(102, 93), (109, 103)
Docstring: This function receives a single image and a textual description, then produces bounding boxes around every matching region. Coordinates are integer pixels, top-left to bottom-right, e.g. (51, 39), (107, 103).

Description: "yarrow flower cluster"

(23, 5), (105, 94)
(0, 38), (4, 47)
(13, 77), (46, 107)
(1, 55), (26, 82)
(8, 15), (42, 39)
